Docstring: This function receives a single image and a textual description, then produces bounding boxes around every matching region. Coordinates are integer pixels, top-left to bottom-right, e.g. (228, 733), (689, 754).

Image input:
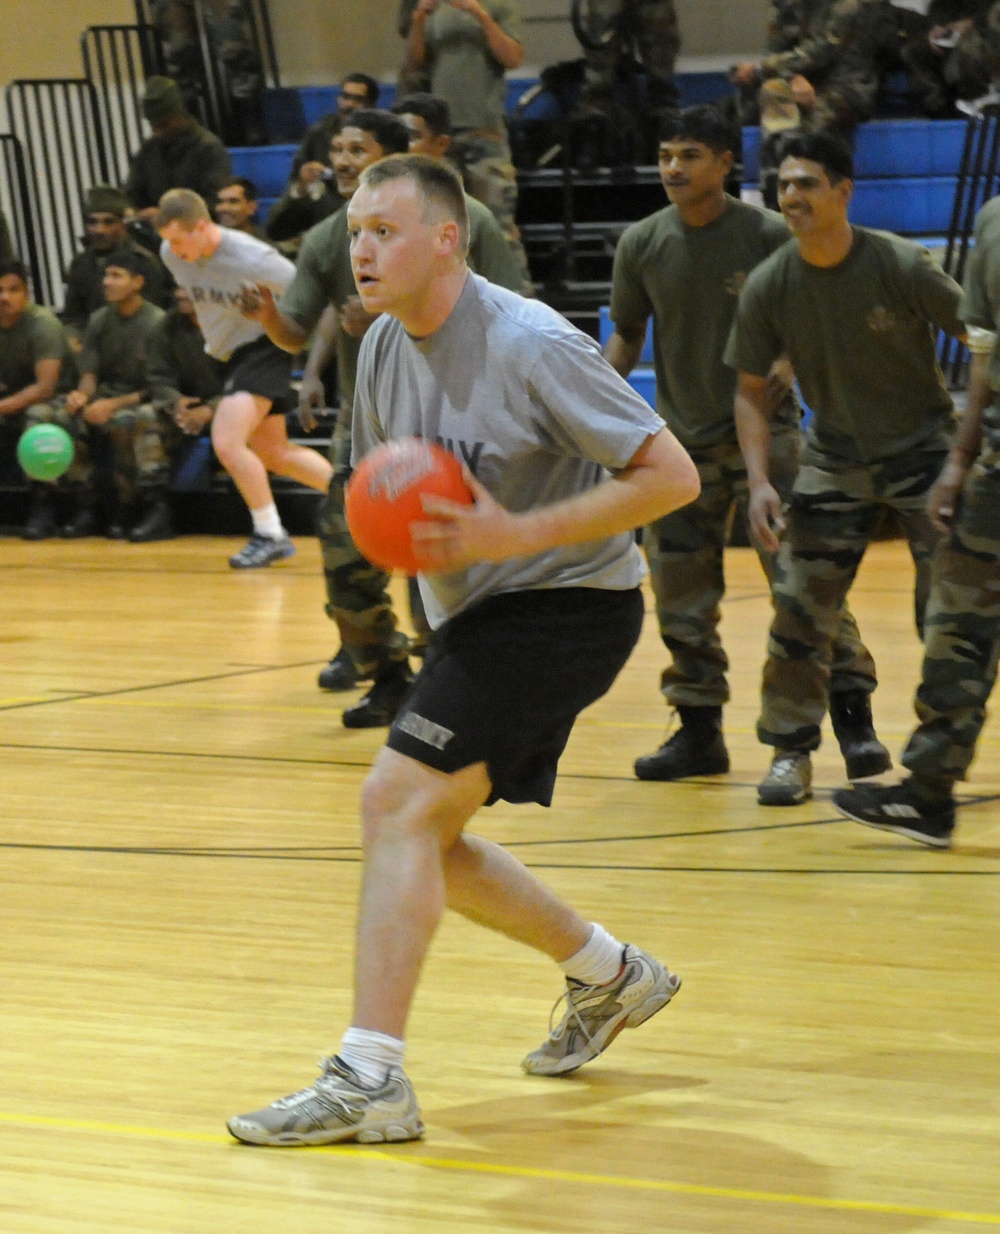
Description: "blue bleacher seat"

(596, 307), (655, 407)
(598, 306), (654, 362)
(229, 144), (296, 198)
(741, 119), (966, 234)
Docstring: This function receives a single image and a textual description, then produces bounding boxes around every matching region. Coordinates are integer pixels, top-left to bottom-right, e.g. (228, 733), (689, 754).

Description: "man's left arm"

(910, 245), (966, 337)
(450, 0), (524, 70)
(0, 357), (61, 416)
(413, 428), (698, 571)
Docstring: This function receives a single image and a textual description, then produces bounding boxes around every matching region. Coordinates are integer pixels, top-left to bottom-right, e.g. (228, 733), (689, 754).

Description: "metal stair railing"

(940, 105), (1000, 384)
(3, 78), (109, 308)
(81, 23), (165, 187)
(0, 133), (45, 298)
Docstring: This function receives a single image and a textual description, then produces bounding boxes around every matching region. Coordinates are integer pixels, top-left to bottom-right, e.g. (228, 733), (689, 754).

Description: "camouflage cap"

(85, 184), (130, 217)
(759, 78), (801, 134)
(142, 76), (186, 123)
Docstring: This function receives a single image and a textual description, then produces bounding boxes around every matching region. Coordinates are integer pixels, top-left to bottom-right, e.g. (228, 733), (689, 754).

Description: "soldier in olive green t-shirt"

(0, 260), (77, 538)
(728, 131), (965, 807)
(605, 106), (878, 787)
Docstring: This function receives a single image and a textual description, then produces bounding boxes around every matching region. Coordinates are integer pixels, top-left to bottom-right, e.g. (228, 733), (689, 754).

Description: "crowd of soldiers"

(3, 1), (1000, 840)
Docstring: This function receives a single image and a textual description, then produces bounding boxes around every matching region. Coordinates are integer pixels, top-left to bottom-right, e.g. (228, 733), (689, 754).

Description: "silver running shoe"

(522, 944), (681, 1077)
(229, 533), (296, 569)
(757, 750), (813, 806)
(227, 1055), (425, 1147)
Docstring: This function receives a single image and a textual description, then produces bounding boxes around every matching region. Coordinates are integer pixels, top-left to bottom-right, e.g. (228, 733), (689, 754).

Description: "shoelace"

(544, 981), (597, 1046)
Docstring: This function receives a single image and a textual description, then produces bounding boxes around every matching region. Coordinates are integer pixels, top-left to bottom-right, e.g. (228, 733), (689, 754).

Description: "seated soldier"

(732, 0), (900, 202)
(62, 249), (173, 541)
(290, 72), (380, 175)
(266, 76), (381, 250)
(146, 284), (226, 486)
(265, 118), (343, 247)
(125, 77), (233, 223)
(0, 260), (76, 532)
(62, 185), (171, 345)
(215, 177), (267, 240)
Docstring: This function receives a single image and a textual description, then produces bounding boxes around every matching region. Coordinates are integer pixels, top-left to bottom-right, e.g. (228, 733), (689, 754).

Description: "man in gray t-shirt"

(227, 154), (700, 1151)
(157, 188), (333, 568)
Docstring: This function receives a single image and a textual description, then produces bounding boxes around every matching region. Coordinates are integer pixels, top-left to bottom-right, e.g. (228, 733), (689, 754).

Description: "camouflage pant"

(644, 431), (875, 709)
(902, 439), (1000, 790)
(316, 421), (428, 676)
(24, 400), (93, 493)
(579, 0), (680, 111)
(100, 403), (172, 502)
(759, 448), (945, 751)
(451, 130), (533, 295)
(153, 0), (264, 141)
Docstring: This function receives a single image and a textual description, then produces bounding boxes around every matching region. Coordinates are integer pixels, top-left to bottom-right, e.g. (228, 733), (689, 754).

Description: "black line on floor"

(0, 839), (995, 874)
(0, 661), (326, 713)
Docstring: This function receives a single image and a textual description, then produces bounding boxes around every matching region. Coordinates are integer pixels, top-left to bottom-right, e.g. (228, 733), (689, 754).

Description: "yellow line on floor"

(0, 1110), (996, 1224)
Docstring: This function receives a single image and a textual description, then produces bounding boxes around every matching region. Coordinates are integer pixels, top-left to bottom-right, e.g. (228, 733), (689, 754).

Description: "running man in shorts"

(156, 188), (333, 567)
(226, 153), (701, 1146)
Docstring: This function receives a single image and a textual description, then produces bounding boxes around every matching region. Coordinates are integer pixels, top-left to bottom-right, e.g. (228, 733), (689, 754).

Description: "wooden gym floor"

(1, 535), (997, 1233)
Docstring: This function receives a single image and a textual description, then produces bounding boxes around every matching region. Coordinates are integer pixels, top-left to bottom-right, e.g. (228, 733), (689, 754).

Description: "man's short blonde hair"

(359, 153), (470, 256)
(155, 187), (211, 231)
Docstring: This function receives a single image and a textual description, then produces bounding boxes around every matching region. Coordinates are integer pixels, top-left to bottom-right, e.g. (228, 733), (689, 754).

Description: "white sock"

(250, 503), (285, 540)
(560, 923), (625, 987)
(339, 1026), (406, 1087)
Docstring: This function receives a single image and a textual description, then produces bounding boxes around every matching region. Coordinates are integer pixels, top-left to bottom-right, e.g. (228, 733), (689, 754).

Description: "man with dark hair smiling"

(728, 130), (966, 806)
(606, 106), (878, 786)
(227, 152), (699, 1149)
(215, 178), (265, 239)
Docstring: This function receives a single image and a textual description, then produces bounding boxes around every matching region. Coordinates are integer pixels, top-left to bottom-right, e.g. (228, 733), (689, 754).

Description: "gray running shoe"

(757, 750), (813, 805)
(227, 1055), (425, 1147)
(522, 944), (681, 1077)
(229, 533), (296, 569)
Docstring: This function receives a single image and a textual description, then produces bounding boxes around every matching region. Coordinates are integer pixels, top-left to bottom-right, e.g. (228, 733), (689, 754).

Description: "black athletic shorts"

(386, 586), (645, 806)
(222, 335), (294, 416)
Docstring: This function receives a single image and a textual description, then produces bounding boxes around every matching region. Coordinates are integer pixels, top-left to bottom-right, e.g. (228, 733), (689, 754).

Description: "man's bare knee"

(358, 748), (489, 850)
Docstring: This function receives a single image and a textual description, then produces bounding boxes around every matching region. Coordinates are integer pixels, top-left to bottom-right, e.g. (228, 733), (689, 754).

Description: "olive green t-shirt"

(958, 195), (1000, 440)
(611, 197), (794, 449)
(279, 194), (524, 410)
(424, 1), (521, 131)
(725, 227), (964, 464)
(0, 303), (75, 398)
(79, 301), (165, 398)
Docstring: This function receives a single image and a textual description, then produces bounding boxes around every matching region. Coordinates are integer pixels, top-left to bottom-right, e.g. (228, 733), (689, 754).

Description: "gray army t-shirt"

(161, 228), (295, 361)
(725, 226), (963, 464)
(611, 197), (795, 448)
(354, 273), (665, 628)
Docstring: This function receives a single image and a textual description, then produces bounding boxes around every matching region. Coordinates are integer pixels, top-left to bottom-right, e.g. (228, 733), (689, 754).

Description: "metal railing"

(82, 24), (165, 186)
(940, 105), (1000, 382)
(0, 134), (45, 297)
(3, 79), (109, 308)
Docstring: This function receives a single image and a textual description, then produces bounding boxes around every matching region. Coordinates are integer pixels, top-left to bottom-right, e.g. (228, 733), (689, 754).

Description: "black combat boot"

(829, 690), (892, 780)
(634, 706), (730, 781)
(318, 647), (367, 692)
(128, 494), (176, 542)
(21, 485), (58, 540)
(342, 661), (415, 729)
(61, 501), (98, 538)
